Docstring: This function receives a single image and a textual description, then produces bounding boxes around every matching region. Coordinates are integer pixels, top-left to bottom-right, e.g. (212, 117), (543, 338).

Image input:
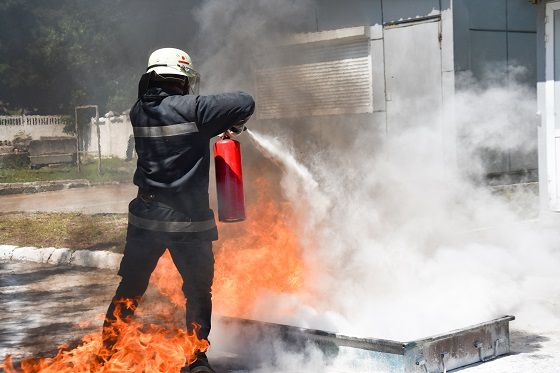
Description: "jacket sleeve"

(194, 91), (255, 138)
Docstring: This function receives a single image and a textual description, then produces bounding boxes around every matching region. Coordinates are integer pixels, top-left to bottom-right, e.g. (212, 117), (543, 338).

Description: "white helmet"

(146, 48), (200, 94)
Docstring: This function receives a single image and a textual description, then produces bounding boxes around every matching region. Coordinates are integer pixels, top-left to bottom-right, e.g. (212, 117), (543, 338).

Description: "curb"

(0, 244), (122, 270)
(0, 180), (124, 196)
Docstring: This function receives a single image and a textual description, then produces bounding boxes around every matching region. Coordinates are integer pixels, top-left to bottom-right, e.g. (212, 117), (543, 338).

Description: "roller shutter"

(255, 33), (373, 120)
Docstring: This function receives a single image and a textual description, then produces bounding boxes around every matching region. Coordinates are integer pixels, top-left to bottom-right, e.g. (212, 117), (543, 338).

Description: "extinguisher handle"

(219, 121), (247, 139)
(218, 132), (231, 140)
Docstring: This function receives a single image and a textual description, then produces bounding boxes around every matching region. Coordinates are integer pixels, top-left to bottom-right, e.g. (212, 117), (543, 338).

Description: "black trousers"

(103, 235), (214, 350)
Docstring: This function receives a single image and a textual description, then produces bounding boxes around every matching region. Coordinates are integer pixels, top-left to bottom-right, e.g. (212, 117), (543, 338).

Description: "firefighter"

(100, 48), (254, 373)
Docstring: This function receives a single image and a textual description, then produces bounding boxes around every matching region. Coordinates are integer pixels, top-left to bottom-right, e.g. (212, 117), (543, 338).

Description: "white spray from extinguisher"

(247, 129), (318, 189)
(246, 129), (330, 225)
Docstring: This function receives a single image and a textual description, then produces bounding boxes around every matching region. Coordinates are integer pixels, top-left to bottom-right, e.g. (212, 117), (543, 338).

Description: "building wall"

(302, 0), (538, 180)
(537, 1), (547, 208)
(537, 0), (560, 210)
(453, 0), (538, 177)
(261, 0), (455, 161)
(314, 0), (381, 30)
(313, 0), (443, 31)
(454, 0), (536, 84)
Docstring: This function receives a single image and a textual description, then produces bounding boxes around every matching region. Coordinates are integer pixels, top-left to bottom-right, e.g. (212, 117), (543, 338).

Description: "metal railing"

(0, 115), (69, 126)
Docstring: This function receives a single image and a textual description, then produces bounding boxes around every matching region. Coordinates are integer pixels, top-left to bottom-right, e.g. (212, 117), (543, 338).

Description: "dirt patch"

(0, 157), (134, 184)
(0, 212), (127, 253)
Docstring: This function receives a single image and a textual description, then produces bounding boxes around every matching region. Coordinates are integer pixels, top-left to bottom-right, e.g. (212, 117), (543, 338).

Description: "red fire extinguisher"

(214, 134), (246, 222)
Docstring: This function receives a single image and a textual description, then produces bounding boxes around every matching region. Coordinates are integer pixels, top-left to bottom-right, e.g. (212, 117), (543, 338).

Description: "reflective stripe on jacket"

(128, 87), (255, 240)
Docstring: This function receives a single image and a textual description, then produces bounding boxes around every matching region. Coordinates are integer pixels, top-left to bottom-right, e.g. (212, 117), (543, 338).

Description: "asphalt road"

(0, 184), (137, 214)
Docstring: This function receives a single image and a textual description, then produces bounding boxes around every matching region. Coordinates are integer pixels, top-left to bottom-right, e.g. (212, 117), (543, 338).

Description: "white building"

(254, 0), (538, 182)
(538, 0), (560, 211)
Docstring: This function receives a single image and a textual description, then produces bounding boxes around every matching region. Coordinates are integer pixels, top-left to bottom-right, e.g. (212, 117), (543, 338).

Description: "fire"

(213, 179), (306, 317)
(149, 177), (307, 318)
(1, 300), (208, 373)
(2, 177), (306, 371)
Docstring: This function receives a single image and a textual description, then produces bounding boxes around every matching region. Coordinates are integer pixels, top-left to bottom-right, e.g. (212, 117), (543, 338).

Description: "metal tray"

(212, 315), (515, 372)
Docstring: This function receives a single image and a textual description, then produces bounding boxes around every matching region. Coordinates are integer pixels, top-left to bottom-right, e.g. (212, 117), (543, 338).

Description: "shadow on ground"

(0, 261), (118, 361)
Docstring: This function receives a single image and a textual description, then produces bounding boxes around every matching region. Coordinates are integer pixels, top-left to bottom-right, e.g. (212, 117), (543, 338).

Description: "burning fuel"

(151, 177), (307, 319)
(2, 300), (208, 373)
(214, 178), (307, 318)
(1, 178), (307, 372)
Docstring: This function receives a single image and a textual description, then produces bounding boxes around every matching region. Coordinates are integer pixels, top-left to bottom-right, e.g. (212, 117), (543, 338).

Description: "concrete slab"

(10, 246), (47, 262)
(3, 245), (123, 270)
(70, 250), (121, 270)
(38, 247), (57, 263)
(0, 245), (17, 260)
(46, 248), (73, 265)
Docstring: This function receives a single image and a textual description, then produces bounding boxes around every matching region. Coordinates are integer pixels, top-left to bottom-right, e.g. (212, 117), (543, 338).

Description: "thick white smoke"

(246, 87), (559, 343)
(454, 67), (538, 180)
(191, 0), (560, 370)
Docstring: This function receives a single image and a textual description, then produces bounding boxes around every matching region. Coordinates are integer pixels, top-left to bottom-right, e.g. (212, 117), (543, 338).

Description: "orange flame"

(2, 301), (208, 373)
(213, 180), (306, 317)
(2, 177), (306, 372)
(149, 177), (307, 318)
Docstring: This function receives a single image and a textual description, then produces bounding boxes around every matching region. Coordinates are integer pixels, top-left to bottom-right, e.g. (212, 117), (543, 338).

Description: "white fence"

(0, 115), (69, 141)
(87, 114), (134, 159)
(0, 115), (69, 126)
(0, 114), (133, 159)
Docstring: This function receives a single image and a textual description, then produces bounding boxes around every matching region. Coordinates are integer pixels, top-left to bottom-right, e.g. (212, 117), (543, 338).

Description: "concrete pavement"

(1, 260), (559, 372)
(0, 261), (118, 361)
(0, 260), (247, 372)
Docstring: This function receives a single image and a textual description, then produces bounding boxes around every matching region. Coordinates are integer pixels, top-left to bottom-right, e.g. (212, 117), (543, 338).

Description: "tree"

(0, 0), (197, 115)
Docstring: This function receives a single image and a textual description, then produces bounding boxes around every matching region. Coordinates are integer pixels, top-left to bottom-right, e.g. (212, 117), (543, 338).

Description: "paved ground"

(0, 184), (136, 214)
(1, 260), (559, 372)
(0, 261), (118, 361)
(0, 261), (248, 372)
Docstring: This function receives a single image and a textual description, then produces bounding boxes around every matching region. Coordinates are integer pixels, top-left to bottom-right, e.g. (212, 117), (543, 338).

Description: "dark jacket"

(128, 87), (255, 241)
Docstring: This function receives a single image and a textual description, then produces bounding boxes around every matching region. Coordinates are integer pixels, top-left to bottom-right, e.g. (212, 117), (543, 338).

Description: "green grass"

(0, 157), (135, 184)
(0, 212), (127, 253)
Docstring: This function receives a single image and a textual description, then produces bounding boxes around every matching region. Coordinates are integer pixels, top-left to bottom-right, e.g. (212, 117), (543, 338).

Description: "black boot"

(181, 352), (216, 373)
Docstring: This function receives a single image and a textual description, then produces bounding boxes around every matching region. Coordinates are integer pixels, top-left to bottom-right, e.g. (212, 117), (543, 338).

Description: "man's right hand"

(221, 118), (248, 138)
